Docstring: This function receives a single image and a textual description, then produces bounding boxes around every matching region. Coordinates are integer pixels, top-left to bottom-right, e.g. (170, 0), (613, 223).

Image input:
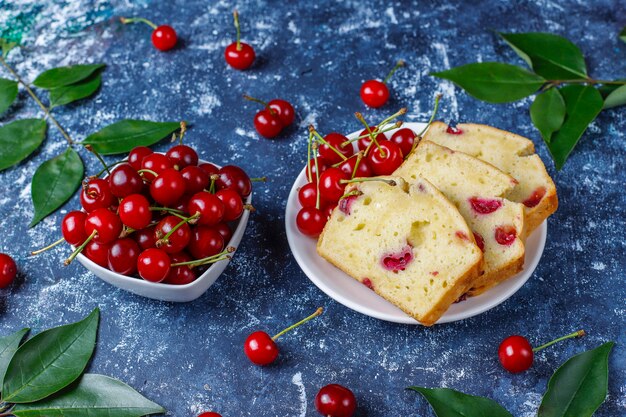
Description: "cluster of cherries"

(35, 133), (252, 285)
(296, 108), (418, 238)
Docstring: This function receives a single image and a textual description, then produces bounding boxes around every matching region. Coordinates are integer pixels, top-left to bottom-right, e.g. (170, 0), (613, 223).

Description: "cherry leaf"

(408, 386), (513, 417)
(82, 119), (181, 155)
(620, 27), (626, 44)
(0, 77), (18, 115)
(530, 88), (566, 143)
(0, 119), (47, 172)
(49, 73), (101, 108)
(499, 32), (587, 79)
(0, 38), (18, 58)
(33, 64), (105, 89)
(0, 328), (29, 384)
(602, 84), (626, 109)
(431, 63), (545, 103)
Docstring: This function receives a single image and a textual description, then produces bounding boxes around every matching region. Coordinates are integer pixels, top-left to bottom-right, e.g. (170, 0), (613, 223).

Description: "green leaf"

(0, 328), (29, 384)
(82, 119), (181, 155)
(620, 27), (626, 44)
(0, 119), (47, 172)
(0, 38), (18, 58)
(603, 84), (626, 109)
(33, 64), (105, 89)
(0, 77), (18, 115)
(408, 387), (513, 417)
(431, 62), (545, 103)
(530, 88), (566, 143)
(547, 85), (603, 170)
(49, 73), (101, 108)
(30, 148), (84, 227)
(538, 342), (614, 417)
(2, 309), (99, 403)
(499, 32), (588, 79)
(12, 374), (165, 417)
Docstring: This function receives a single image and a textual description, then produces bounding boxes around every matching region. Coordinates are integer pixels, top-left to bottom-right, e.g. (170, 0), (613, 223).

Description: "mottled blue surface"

(0, 0), (624, 416)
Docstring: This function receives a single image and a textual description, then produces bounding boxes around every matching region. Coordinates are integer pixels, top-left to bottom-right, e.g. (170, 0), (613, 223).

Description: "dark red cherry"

(80, 178), (115, 212)
(306, 156), (329, 183)
(298, 182), (319, 208)
(225, 42), (255, 70)
(315, 384), (357, 417)
(366, 140), (403, 175)
(141, 153), (173, 182)
(165, 252), (197, 285)
(83, 240), (111, 267)
(214, 223), (232, 243)
(268, 99), (295, 126)
(319, 133), (353, 164)
(0, 254), (17, 289)
(188, 226), (224, 259)
(109, 164), (144, 198)
(338, 154), (373, 179)
(84, 208), (122, 244)
(390, 128), (417, 157)
(244, 331), (278, 366)
(150, 168), (186, 207)
(107, 238), (140, 275)
(296, 207), (327, 237)
(62, 211), (88, 246)
(253, 109), (283, 138)
(119, 194), (152, 230)
(357, 126), (388, 153)
(216, 189), (244, 222)
(360, 79), (389, 108)
(152, 25), (177, 51)
(216, 165), (252, 198)
(181, 165), (210, 194)
(155, 215), (191, 254)
(318, 168), (349, 203)
(188, 192), (225, 226)
(128, 146), (153, 171)
(166, 144), (198, 169)
(137, 248), (170, 282)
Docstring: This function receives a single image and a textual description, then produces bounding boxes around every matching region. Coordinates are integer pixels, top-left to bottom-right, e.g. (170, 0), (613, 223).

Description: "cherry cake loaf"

(423, 121), (558, 235)
(394, 140), (525, 297)
(316, 176), (483, 326)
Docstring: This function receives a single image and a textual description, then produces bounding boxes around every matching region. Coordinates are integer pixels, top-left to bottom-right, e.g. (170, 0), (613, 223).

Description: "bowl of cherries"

(53, 142), (253, 302)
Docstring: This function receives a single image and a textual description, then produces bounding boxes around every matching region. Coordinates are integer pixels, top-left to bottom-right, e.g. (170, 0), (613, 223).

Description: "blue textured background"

(0, 1), (624, 416)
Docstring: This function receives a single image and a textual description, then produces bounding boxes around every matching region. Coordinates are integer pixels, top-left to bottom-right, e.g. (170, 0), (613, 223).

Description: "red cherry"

(244, 331), (278, 366)
(165, 252), (197, 285)
(298, 183), (319, 208)
(83, 240), (110, 267)
(152, 25), (177, 51)
(225, 42), (255, 70)
(214, 223), (232, 243)
(216, 165), (252, 197)
(360, 79), (389, 108)
(150, 168), (186, 207)
(319, 133), (353, 164)
(166, 144), (198, 169)
(188, 192), (225, 226)
(108, 163), (144, 198)
(446, 125), (463, 135)
(108, 238), (140, 275)
(141, 153), (173, 182)
(137, 248), (171, 282)
(296, 207), (327, 237)
(0, 253), (17, 289)
(128, 146), (153, 171)
(85, 208), (122, 244)
(119, 194), (152, 230)
(181, 165), (210, 195)
(216, 189), (244, 222)
(155, 215), (191, 254)
(357, 126), (388, 153)
(134, 226), (158, 250)
(338, 154), (373, 179)
(306, 156), (329, 183)
(188, 226), (224, 259)
(390, 128), (417, 157)
(495, 225), (517, 246)
(323, 204), (336, 220)
(62, 211), (88, 246)
(80, 179), (115, 212)
(318, 168), (349, 203)
(268, 99), (295, 126)
(469, 197), (503, 214)
(498, 335), (534, 373)
(199, 163), (220, 177)
(315, 384), (357, 417)
(366, 140), (403, 175)
(253, 109), (283, 138)
(198, 412), (222, 417)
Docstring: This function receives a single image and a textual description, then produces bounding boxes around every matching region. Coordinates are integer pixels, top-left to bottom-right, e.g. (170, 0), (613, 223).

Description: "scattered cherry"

(360, 60), (404, 108)
(137, 248), (171, 282)
(198, 413), (222, 417)
(0, 253), (17, 289)
(224, 11), (255, 70)
(315, 384), (357, 417)
(120, 17), (177, 51)
(268, 99), (295, 126)
(253, 109), (283, 138)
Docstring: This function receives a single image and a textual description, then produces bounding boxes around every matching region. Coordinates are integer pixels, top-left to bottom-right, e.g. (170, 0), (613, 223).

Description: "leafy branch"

(432, 29), (626, 170)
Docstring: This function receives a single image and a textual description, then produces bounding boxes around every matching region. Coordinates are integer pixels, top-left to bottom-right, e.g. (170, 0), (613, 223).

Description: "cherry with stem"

(120, 17), (178, 51)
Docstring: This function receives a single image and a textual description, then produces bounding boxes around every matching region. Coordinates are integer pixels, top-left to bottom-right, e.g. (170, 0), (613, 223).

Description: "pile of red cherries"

(296, 109), (416, 238)
(58, 142), (251, 284)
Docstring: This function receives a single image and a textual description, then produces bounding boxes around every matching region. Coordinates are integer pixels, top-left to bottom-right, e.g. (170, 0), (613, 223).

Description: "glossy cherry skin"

(166, 144), (198, 169)
(108, 163), (143, 198)
(0, 253), (17, 289)
(216, 165), (252, 197)
(188, 192), (225, 226)
(83, 240), (111, 267)
(268, 99), (295, 126)
(298, 182), (319, 208)
(296, 207), (327, 237)
(390, 128), (417, 157)
(199, 163), (220, 177)
(498, 335), (534, 373)
(306, 156), (329, 183)
(85, 208), (122, 244)
(62, 211), (88, 246)
(253, 109), (283, 138)
(224, 42), (255, 70)
(151, 25), (177, 51)
(198, 412), (222, 417)
(188, 226), (224, 259)
(119, 194), (152, 230)
(319, 133), (353, 164)
(367, 140), (403, 175)
(165, 252), (197, 285)
(360, 79), (389, 108)
(315, 384), (357, 417)
(216, 189), (244, 221)
(338, 154), (373, 179)
(134, 226), (157, 250)
(150, 168), (186, 207)
(128, 146), (153, 171)
(80, 179), (115, 212)
(318, 168), (349, 203)
(155, 215), (191, 254)
(137, 248), (171, 282)
(107, 238), (140, 275)
(181, 165), (210, 195)
(214, 223), (232, 243)
(141, 153), (173, 182)
(244, 331), (279, 366)
(357, 126), (388, 153)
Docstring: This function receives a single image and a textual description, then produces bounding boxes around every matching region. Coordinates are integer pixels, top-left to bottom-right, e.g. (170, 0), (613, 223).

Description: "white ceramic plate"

(285, 122), (547, 324)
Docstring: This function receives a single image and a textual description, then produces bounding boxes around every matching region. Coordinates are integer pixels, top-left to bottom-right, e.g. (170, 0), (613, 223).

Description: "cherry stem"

(355, 112), (384, 156)
(31, 237), (65, 255)
(383, 60), (405, 84)
(243, 94), (277, 116)
(120, 17), (157, 30)
(532, 329), (586, 353)
(157, 212), (200, 246)
(171, 247), (236, 268)
(306, 131), (313, 182)
(137, 168), (159, 179)
(149, 206), (187, 220)
(209, 174), (219, 194)
(309, 125), (348, 161)
(233, 10), (242, 51)
(415, 94), (442, 138)
(351, 152), (364, 179)
(272, 307), (324, 341)
(93, 160), (124, 178)
(339, 189), (363, 201)
(250, 176), (267, 182)
(85, 145), (111, 175)
(64, 230), (97, 266)
(341, 122), (402, 147)
(119, 226), (135, 238)
(178, 121), (187, 145)
(312, 141), (321, 210)
(341, 177), (397, 186)
(377, 107), (407, 130)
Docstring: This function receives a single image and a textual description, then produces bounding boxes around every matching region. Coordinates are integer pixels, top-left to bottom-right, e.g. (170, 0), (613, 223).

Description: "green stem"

(64, 230), (97, 266)
(157, 213), (200, 246)
(309, 126), (348, 161)
(171, 247), (235, 268)
(31, 237), (65, 255)
(341, 177), (397, 186)
(533, 330), (585, 353)
(137, 168), (159, 178)
(93, 160), (125, 178)
(550, 78), (626, 86)
(85, 145), (111, 175)
(312, 142), (321, 210)
(355, 112), (384, 156)
(272, 307), (323, 341)
(243, 94), (277, 116)
(120, 17), (158, 30)
(383, 60), (405, 84)
(351, 152), (364, 179)
(341, 122), (402, 146)
(306, 131), (313, 182)
(0, 56), (74, 145)
(415, 93), (442, 138)
(233, 10), (242, 51)
(250, 176), (267, 182)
